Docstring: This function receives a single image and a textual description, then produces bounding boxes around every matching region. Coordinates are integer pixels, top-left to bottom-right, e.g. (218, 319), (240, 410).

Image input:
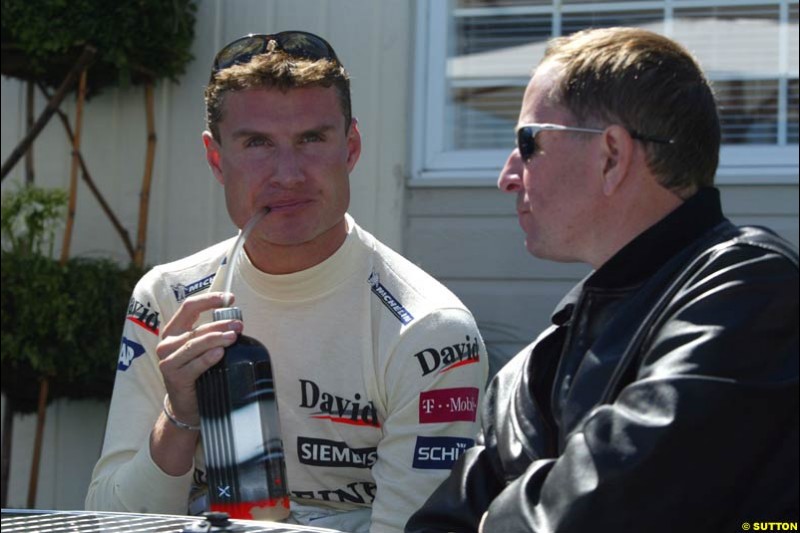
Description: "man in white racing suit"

(86, 31), (487, 533)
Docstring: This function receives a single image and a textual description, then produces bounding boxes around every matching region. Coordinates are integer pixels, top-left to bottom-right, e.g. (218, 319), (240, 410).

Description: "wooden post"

(37, 83), (136, 261)
(1, 398), (13, 507)
(0, 46), (96, 182)
(135, 82), (157, 268)
(59, 69), (88, 265)
(26, 378), (49, 508)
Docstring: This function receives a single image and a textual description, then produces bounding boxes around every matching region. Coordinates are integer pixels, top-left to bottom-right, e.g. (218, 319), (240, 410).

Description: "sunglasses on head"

(515, 123), (674, 162)
(211, 31), (339, 75)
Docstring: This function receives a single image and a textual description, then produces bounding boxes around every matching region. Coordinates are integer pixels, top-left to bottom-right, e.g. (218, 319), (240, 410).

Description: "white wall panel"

(1, 396), (109, 510)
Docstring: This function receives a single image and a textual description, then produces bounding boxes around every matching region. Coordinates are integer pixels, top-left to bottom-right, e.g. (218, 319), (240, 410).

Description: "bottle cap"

(213, 307), (243, 321)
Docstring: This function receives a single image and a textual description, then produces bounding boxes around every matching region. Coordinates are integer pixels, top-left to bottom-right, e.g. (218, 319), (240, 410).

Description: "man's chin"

(527, 240), (583, 264)
(524, 237), (544, 259)
(525, 238), (566, 263)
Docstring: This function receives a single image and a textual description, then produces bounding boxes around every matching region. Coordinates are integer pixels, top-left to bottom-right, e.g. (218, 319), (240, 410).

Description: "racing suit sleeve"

(85, 270), (195, 514)
(368, 307), (488, 532)
(408, 246), (799, 532)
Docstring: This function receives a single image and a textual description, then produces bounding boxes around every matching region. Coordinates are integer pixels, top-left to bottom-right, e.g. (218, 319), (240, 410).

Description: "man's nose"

(270, 148), (305, 187)
(497, 149), (524, 193)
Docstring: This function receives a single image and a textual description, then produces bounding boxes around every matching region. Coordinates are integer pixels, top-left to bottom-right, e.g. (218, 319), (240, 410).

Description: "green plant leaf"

(1, 185), (146, 412)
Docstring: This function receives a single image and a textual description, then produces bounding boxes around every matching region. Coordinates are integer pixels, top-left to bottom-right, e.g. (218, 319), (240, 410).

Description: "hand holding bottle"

(156, 292), (241, 427)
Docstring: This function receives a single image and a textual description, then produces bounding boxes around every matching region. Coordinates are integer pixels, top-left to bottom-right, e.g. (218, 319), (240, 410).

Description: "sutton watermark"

(742, 523), (798, 531)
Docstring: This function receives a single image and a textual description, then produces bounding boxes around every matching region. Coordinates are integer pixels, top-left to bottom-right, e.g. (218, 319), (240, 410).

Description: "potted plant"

(0, 185), (144, 506)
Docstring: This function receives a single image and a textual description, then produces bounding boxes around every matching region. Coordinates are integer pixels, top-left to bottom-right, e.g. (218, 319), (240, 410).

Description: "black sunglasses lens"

(214, 36), (267, 71)
(517, 127), (536, 161)
(278, 32), (335, 61)
(212, 32), (338, 75)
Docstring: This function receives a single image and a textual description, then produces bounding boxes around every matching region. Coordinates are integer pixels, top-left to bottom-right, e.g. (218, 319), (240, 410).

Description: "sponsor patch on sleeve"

(118, 337), (146, 371)
(412, 335), (481, 377)
(171, 273), (216, 303)
(419, 387), (479, 423)
(412, 436), (474, 469)
(126, 297), (160, 335)
(368, 272), (413, 325)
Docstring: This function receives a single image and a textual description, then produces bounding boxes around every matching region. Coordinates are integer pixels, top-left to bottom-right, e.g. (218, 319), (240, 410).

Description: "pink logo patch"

(419, 387), (479, 423)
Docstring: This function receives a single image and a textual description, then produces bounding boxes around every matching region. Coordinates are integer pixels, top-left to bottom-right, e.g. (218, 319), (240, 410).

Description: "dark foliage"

(1, 0), (197, 96)
(1, 252), (144, 413)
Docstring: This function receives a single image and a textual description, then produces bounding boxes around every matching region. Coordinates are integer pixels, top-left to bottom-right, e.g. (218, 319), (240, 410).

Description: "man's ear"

(202, 131), (225, 185)
(346, 118), (362, 173)
(600, 125), (634, 196)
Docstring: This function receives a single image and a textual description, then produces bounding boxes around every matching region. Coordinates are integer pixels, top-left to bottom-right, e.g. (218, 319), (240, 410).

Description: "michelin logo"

(171, 273), (216, 302)
(413, 436), (474, 469)
(118, 337), (146, 371)
(368, 272), (413, 325)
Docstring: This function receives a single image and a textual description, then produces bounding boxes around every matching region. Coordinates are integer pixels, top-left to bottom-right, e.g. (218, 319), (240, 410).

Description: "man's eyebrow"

(229, 124), (338, 139)
(230, 128), (270, 139)
(298, 124), (337, 135)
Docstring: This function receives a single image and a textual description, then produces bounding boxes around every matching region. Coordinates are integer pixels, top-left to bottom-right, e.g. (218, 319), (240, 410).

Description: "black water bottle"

(196, 307), (290, 521)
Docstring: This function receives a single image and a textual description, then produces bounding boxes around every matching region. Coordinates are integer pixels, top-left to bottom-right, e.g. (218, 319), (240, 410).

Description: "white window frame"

(411, 0), (800, 186)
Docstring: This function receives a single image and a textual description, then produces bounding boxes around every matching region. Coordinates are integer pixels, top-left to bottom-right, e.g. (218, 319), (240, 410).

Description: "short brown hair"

(542, 27), (720, 192)
(204, 49), (352, 141)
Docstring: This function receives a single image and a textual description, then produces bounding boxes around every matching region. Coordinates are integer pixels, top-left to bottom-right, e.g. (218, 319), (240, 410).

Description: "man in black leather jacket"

(407, 27), (799, 532)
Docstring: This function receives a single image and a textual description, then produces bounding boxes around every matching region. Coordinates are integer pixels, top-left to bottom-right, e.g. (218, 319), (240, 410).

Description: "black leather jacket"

(407, 189), (799, 532)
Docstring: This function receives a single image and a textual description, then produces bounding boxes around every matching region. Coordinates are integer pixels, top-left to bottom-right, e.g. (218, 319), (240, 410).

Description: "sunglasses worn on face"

(515, 123), (674, 162)
(212, 31), (339, 75)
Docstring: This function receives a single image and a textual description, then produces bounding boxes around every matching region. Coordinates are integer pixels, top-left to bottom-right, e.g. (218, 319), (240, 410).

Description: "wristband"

(163, 395), (201, 431)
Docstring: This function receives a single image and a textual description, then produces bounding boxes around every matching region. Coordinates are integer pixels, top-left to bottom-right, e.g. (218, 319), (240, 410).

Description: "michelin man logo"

(368, 271), (380, 287)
